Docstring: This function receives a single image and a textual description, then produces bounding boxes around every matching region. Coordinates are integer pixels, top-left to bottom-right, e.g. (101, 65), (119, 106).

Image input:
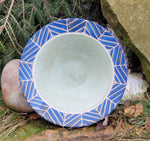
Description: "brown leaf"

(124, 105), (135, 117)
(28, 113), (41, 120)
(145, 117), (150, 132)
(134, 103), (143, 117)
(0, 25), (4, 32)
(120, 121), (126, 130)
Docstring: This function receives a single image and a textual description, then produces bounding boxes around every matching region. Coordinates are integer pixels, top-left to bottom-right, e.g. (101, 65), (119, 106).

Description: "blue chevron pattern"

(19, 18), (128, 127)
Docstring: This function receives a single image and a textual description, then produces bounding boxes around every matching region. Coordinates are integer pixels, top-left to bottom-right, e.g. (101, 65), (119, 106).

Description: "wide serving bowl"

(19, 18), (128, 127)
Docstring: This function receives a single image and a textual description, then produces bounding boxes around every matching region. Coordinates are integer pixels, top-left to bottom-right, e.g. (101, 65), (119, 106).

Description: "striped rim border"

(19, 18), (128, 127)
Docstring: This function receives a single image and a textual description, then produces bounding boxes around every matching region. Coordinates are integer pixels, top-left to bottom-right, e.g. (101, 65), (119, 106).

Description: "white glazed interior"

(33, 33), (114, 113)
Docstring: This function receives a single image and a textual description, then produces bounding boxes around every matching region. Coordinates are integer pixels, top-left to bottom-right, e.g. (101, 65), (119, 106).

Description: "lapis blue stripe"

(19, 63), (32, 79)
(97, 104), (102, 112)
(99, 40), (118, 48)
(22, 42), (37, 57)
(112, 83), (120, 90)
(65, 115), (81, 127)
(82, 120), (94, 126)
(68, 18), (84, 28)
(94, 23), (105, 35)
(109, 102), (115, 113)
(73, 120), (81, 127)
(122, 65), (128, 75)
(100, 99), (106, 117)
(112, 46), (119, 63)
(86, 22), (97, 39)
(108, 84), (125, 97)
(76, 28), (84, 33)
(121, 53), (126, 65)
(52, 108), (64, 124)
(47, 108), (61, 125)
(116, 66), (127, 81)
(27, 81), (34, 100)
(19, 69), (27, 80)
(82, 114), (100, 121)
(109, 87), (126, 101)
(100, 35), (118, 43)
(113, 90), (125, 103)
(22, 81), (28, 96)
(56, 19), (67, 24)
(44, 112), (54, 123)
(52, 22), (67, 30)
(84, 112), (100, 119)
(64, 114), (79, 124)
(51, 31), (59, 36)
(104, 99), (110, 117)
(89, 22), (102, 38)
(84, 29), (90, 36)
(48, 25), (67, 34)
(69, 21), (86, 32)
(115, 67), (126, 84)
(32, 30), (40, 43)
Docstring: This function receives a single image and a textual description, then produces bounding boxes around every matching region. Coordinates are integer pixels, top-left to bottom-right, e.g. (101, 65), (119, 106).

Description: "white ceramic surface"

(34, 33), (114, 113)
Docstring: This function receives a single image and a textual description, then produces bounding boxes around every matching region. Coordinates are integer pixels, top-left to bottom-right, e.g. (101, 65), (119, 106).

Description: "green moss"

(8, 122), (46, 141)
(0, 91), (47, 141)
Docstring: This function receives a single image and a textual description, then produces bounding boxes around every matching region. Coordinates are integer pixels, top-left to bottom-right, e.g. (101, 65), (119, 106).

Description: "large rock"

(101, 0), (150, 82)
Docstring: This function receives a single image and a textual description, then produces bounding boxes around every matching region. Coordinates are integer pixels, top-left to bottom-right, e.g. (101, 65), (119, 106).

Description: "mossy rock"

(101, 0), (150, 82)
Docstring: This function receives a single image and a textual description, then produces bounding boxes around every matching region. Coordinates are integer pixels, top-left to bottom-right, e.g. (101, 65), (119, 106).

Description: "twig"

(7, 21), (23, 50)
(4, 0), (15, 27)
(29, 6), (34, 24)
(0, 17), (6, 23)
(71, 0), (77, 14)
(5, 26), (21, 55)
(10, 13), (29, 38)
(4, 120), (27, 137)
(32, 5), (46, 23)
(0, 50), (15, 62)
(43, 0), (54, 21)
(1, 0), (22, 55)
(22, 0), (25, 26)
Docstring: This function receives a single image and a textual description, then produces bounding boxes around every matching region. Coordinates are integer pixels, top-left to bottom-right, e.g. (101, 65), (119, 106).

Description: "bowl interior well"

(33, 33), (114, 113)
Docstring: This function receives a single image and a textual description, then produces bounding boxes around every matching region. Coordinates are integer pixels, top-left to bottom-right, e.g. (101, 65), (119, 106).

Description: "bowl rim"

(19, 18), (128, 127)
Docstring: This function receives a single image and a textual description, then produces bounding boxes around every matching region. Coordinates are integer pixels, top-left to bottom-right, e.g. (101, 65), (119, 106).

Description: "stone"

(1, 59), (33, 112)
(101, 0), (150, 82)
(122, 73), (149, 101)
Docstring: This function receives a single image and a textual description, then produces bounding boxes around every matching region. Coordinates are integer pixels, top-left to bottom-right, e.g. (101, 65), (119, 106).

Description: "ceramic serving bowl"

(19, 18), (128, 127)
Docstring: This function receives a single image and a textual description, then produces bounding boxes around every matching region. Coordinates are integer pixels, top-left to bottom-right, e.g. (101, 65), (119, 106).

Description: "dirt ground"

(1, 91), (150, 141)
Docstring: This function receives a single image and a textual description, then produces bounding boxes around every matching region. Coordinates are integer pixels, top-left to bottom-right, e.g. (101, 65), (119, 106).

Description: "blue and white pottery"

(19, 18), (128, 127)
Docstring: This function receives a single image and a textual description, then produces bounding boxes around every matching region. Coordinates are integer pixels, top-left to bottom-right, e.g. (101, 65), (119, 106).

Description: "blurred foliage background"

(0, 0), (106, 88)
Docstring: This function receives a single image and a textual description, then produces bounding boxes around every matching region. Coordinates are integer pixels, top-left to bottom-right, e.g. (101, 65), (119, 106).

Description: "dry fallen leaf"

(120, 121), (126, 130)
(134, 103), (143, 117)
(0, 25), (4, 32)
(28, 113), (41, 120)
(145, 117), (150, 133)
(124, 105), (135, 117)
